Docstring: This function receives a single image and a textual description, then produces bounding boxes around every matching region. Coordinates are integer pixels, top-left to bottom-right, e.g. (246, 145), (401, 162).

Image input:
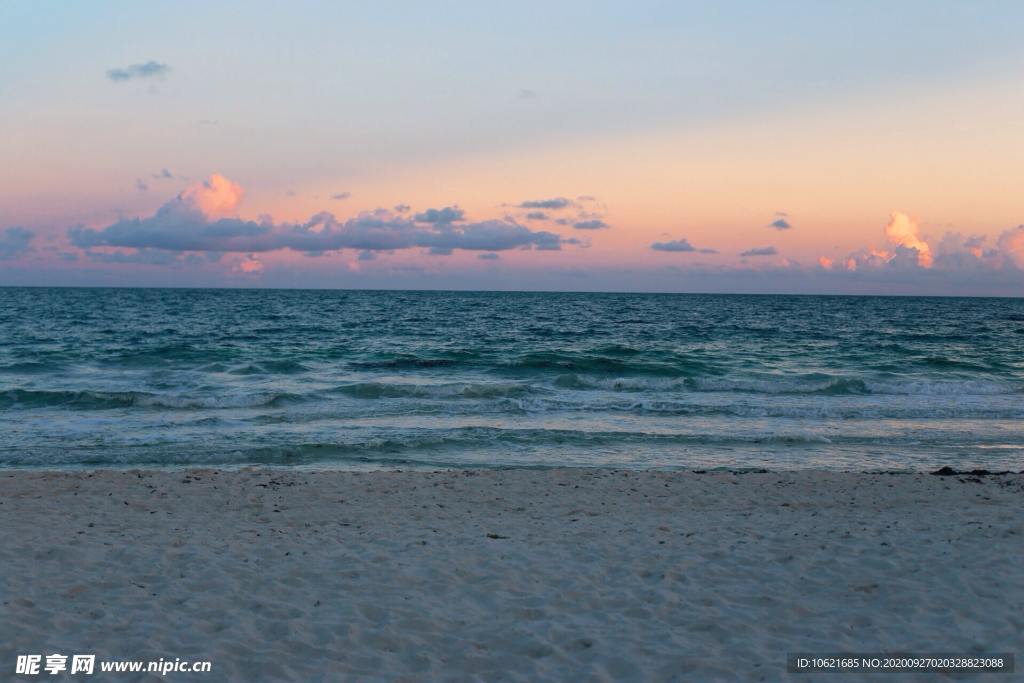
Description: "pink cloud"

(821, 213), (1024, 275)
(997, 226), (1024, 268)
(883, 211), (932, 267)
(232, 254), (263, 274)
(179, 173), (245, 218)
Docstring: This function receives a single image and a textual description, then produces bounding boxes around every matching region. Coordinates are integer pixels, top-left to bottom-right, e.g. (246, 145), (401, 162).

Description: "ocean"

(1, 287), (1022, 471)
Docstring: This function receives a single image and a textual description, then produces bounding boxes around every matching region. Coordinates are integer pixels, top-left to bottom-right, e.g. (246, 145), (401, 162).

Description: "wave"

(862, 379), (1021, 396)
(101, 344), (238, 367)
(317, 427), (843, 451)
(273, 428), (844, 457)
(330, 381), (533, 400)
(553, 374), (689, 392)
(132, 392), (304, 409)
(0, 388), (303, 410)
(557, 374), (1021, 397)
(350, 358), (461, 370)
(556, 374), (868, 394)
(499, 397), (1024, 420)
(6, 375), (1018, 414)
(0, 389), (137, 410)
(501, 351), (706, 376)
(0, 428), (850, 467)
(347, 351), (717, 377)
(349, 351), (482, 370)
(0, 361), (62, 374)
(226, 360), (310, 375)
(693, 376), (872, 395)
(919, 356), (1006, 372)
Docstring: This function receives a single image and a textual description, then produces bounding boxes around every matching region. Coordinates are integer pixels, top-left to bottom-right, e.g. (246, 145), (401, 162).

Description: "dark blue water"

(1, 288), (1022, 470)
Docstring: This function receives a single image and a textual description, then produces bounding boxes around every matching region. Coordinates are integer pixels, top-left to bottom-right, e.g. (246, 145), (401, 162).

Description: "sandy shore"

(1, 468), (1021, 682)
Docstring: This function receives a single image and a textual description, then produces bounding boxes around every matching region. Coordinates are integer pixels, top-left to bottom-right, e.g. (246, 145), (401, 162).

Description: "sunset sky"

(2, 1), (1024, 294)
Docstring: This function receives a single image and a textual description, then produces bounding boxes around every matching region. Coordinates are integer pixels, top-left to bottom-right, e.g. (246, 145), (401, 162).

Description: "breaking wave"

(0, 389), (303, 410)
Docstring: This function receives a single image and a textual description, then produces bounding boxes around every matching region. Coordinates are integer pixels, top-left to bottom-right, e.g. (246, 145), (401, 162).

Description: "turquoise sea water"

(1, 288), (1022, 471)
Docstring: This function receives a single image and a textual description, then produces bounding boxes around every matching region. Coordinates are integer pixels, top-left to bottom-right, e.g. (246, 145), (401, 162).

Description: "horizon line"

(0, 284), (1020, 300)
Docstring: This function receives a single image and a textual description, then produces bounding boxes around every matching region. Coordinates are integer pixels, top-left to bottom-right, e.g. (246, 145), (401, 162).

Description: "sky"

(2, 1), (1024, 295)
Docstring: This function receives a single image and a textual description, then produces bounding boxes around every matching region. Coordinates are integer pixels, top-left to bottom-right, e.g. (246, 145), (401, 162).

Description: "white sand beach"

(1, 468), (1021, 681)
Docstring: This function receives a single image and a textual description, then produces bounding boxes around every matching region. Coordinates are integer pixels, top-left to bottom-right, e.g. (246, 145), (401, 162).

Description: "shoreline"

(2, 468), (1021, 681)
(2, 463), (1021, 475)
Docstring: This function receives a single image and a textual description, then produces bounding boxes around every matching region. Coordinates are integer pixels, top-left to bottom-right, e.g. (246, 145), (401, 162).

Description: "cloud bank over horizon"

(818, 211), (1024, 277)
(67, 175), (573, 260)
(3, 174), (1023, 295)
